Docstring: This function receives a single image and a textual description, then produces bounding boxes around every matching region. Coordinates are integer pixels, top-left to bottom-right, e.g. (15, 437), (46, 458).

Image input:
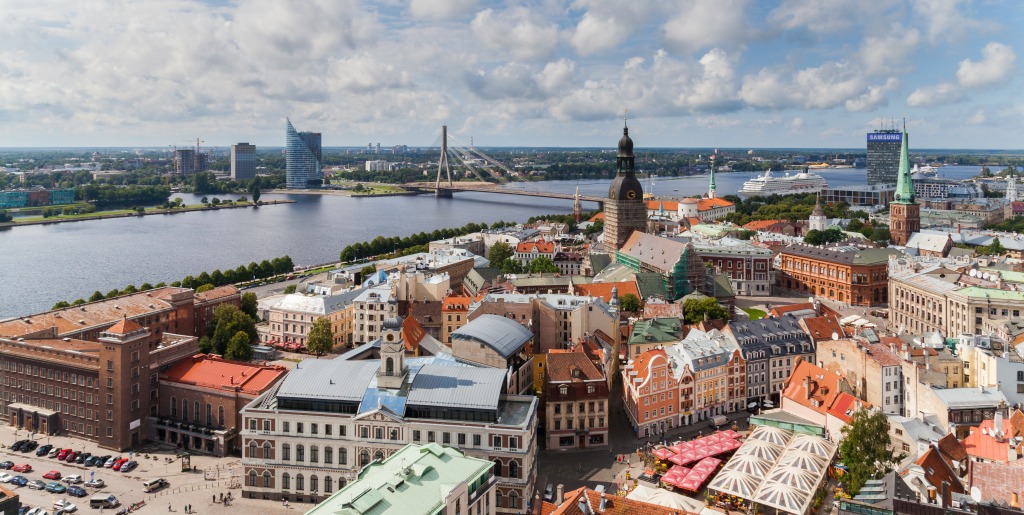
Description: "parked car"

(21, 441), (38, 452)
(27, 479), (46, 490)
(111, 459), (128, 471)
(103, 457), (118, 468)
(17, 506), (28, 515)
(0, 473), (12, 483)
(10, 475), (29, 486)
(35, 445), (53, 457)
(48, 448), (62, 458)
(10, 440), (28, 452)
(45, 481), (67, 493)
(0, 461), (13, 470)
(42, 471), (61, 480)
(53, 499), (77, 513)
(84, 478), (105, 488)
(66, 485), (88, 497)
(12, 464), (32, 473)
(74, 453), (90, 464)
(119, 461), (138, 473)
(56, 449), (71, 460)
(63, 452), (77, 463)
(95, 456), (112, 467)
(25, 508), (46, 515)
(62, 475), (82, 484)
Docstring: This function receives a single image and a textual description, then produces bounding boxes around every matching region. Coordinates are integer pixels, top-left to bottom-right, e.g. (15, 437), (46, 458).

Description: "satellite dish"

(970, 486), (982, 503)
(832, 332), (839, 340)
(969, 269), (978, 277)
(808, 296), (814, 304)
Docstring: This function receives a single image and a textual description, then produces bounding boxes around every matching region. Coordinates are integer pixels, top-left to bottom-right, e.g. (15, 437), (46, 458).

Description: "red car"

(111, 458), (129, 471)
(56, 449), (71, 460)
(43, 470), (62, 480)
(11, 464), (31, 473)
(63, 451), (78, 463)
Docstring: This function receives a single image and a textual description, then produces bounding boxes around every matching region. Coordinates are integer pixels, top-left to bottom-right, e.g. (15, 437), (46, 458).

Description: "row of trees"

(75, 184), (171, 207)
(722, 194), (868, 226)
(338, 221), (514, 262)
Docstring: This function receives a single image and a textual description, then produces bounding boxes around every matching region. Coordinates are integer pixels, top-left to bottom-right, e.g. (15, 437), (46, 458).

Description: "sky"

(0, 0), (1021, 149)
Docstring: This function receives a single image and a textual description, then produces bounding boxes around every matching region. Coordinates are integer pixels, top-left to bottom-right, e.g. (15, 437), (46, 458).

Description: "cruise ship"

(738, 169), (828, 197)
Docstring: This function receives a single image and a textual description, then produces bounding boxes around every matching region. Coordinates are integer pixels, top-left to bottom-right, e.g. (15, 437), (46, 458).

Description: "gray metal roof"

(728, 315), (814, 360)
(451, 314), (532, 358)
(407, 364), (506, 411)
(276, 359), (379, 401)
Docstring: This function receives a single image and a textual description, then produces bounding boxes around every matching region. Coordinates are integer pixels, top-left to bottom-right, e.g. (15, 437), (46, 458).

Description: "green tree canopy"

(224, 330), (254, 361)
(526, 256), (560, 274)
(488, 241), (515, 266)
(803, 227), (845, 245)
(839, 409), (903, 495)
(209, 304), (258, 356)
(88, 291), (105, 302)
(619, 293), (641, 312)
(682, 297), (730, 324)
(283, 284), (297, 294)
(240, 292), (258, 320)
(360, 264), (378, 279)
(195, 283), (216, 293)
(249, 177), (261, 203)
(870, 227), (891, 245)
(985, 237), (1006, 256)
(307, 317), (334, 357)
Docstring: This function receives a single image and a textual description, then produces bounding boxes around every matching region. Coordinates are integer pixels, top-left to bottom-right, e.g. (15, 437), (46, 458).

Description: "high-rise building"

(193, 151), (209, 173)
(173, 148), (195, 175)
(604, 121), (646, 253)
(230, 143), (257, 180)
(890, 128), (920, 246)
(866, 129), (902, 185)
(285, 119), (322, 189)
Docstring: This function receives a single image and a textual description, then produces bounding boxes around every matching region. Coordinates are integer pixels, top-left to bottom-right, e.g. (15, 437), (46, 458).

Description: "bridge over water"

(401, 181), (604, 209)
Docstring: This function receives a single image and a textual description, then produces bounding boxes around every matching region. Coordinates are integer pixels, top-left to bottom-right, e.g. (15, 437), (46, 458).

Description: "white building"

(352, 285), (398, 345)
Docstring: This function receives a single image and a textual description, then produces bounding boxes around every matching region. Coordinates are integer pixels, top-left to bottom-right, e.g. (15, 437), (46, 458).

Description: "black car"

(75, 452), (90, 464)
(84, 456), (101, 467)
(21, 441), (38, 452)
(0, 461), (13, 470)
(96, 455), (112, 466)
(10, 440), (28, 452)
(35, 444), (53, 457)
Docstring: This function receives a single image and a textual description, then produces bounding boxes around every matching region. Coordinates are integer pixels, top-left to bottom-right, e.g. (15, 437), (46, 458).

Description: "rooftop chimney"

(941, 482), (950, 509)
(578, 496), (591, 515)
(600, 492), (608, 511)
(556, 484), (564, 506)
(805, 375), (812, 399)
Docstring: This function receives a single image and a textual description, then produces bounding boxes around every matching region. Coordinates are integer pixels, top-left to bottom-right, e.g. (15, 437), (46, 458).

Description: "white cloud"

(912, 0), (989, 43)
(845, 78), (899, 112)
(661, 0), (750, 54)
(768, 0), (861, 33)
(569, 0), (654, 56)
(538, 59), (577, 93)
(409, 0), (478, 20)
(906, 83), (965, 107)
(956, 42), (1016, 88)
(677, 49), (741, 112)
(330, 56), (414, 93)
(471, 8), (560, 62)
(859, 27), (921, 76)
(740, 61), (895, 112)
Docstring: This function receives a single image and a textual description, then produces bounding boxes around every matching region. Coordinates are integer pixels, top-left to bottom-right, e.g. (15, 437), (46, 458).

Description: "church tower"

(708, 161), (717, 198)
(604, 119), (646, 254)
(808, 193), (828, 232)
(889, 126), (919, 246)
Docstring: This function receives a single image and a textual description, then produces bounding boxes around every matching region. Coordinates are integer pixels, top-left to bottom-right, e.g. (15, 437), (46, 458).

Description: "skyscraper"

(286, 119), (322, 189)
(889, 128), (919, 246)
(866, 129), (902, 185)
(230, 143), (257, 180)
(604, 120), (646, 254)
(173, 148), (195, 175)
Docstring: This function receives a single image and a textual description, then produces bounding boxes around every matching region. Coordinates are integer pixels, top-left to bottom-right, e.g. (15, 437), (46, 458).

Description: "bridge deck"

(403, 182), (603, 203)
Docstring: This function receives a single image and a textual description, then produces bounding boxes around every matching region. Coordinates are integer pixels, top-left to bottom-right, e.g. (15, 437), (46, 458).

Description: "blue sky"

(0, 0), (1020, 149)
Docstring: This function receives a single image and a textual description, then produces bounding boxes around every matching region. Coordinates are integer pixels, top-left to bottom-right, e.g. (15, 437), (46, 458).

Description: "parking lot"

(0, 426), (291, 514)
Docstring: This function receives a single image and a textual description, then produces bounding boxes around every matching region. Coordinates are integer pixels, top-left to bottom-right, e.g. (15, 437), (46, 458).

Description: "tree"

(52, 300), (71, 310)
(0, 209), (11, 223)
(682, 297), (730, 324)
(209, 304), (258, 356)
(88, 291), (104, 302)
(306, 317), (334, 357)
(198, 336), (213, 354)
(870, 228), (891, 245)
(360, 264), (377, 280)
(584, 219), (604, 236)
(240, 292), (258, 320)
(803, 227), (845, 245)
(283, 285), (297, 294)
(195, 283), (216, 293)
(619, 293), (641, 312)
(201, 196), (208, 205)
(224, 330), (254, 361)
(986, 237), (1006, 256)
(839, 409), (903, 495)
(526, 256), (560, 273)
(249, 177), (261, 204)
(488, 241), (515, 265)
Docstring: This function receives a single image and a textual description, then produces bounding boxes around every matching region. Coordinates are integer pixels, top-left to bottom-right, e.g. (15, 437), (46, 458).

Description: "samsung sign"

(867, 133), (902, 142)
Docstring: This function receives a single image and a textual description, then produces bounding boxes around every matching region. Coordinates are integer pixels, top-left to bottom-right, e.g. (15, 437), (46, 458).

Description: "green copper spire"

(894, 128), (914, 204)
(708, 160), (717, 198)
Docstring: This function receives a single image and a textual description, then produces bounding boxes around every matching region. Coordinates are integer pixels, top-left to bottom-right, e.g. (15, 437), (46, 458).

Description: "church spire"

(708, 159), (717, 198)
(893, 124), (914, 204)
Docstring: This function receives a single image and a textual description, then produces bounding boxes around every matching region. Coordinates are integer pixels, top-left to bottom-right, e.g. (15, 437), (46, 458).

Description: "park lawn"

(742, 307), (767, 320)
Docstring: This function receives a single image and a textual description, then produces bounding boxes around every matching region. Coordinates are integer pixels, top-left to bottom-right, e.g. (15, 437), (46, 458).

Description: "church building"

(604, 120), (647, 253)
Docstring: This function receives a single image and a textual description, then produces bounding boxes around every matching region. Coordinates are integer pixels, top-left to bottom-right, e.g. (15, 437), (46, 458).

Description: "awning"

(7, 402), (57, 417)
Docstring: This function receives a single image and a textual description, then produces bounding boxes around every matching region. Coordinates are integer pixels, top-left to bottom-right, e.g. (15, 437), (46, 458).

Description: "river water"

(0, 166), (983, 318)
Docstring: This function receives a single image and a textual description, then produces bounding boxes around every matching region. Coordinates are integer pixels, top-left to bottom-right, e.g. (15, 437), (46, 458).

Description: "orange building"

(778, 244), (900, 306)
(621, 349), (681, 438)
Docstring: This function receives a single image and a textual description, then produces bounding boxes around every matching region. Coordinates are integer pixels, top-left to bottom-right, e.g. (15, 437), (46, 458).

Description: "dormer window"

(572, 368), (581, 379)
(559, 386), (568, 395)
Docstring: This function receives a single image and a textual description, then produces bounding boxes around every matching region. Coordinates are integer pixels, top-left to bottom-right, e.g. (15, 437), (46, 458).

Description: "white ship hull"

(739, 170), (828, 197)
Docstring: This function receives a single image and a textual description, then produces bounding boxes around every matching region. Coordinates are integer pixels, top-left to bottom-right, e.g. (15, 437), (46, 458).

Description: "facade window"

(296, 445), (305, 462)
(263, 442), (271, 459)
(219, 406), (225, 426)
(282, 473), (290, 490)
(283, 421), (290, 433)
(310, 445), (319, 463)
(249, 470), (257, 487)
(263, 472), (271, 488)
(340, 448), (347, 465)
(194, 401), (200, 421)
(295, 474), (304, 491)
(310, 475), (318, 493)
(324, 447), (333, 464)
(249, 442), (257, 457)
(360, 450), (370, 466)
(282, 444), (291, 461)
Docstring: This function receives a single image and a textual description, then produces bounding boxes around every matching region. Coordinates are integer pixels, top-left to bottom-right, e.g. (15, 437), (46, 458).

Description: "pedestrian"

(167, 504), (171, 512)
(213, 495), (216, 503)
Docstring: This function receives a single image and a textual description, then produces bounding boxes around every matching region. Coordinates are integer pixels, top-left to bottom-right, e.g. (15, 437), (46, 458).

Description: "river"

(0, 165), (984, 318)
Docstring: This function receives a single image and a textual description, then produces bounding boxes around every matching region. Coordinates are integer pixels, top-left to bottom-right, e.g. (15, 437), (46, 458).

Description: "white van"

(143, 478), (168, 492)
(709, 415), (729, 428)
(90, 494), (119, 509)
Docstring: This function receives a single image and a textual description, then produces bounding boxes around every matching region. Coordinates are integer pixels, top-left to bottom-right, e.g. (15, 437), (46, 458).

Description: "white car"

(62, 474), (83, 484)
(53, 499), (77, 513)
(0, 473), (12, 483)
(84, 478), (105, 488)
(26, 508), (49, 515)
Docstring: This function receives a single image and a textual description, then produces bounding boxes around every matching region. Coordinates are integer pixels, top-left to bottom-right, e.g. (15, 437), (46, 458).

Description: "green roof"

(306, 443), (493, 515)
(893, 129), (915, 204)
(980, 268), (1024, 284)
(589, 254), (613, 275)
(954, 286), (1024, 301)
(634, 272), (668, 300)
(628, 317), (685, 345)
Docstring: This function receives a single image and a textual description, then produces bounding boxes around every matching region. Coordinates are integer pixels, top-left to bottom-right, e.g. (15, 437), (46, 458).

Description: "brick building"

(693, 242), (775, 296)
(777, 244), (900, 306)
(621, 349), (680, 438)
(543, 351), (609, 450)
(155, 354), (287, 456)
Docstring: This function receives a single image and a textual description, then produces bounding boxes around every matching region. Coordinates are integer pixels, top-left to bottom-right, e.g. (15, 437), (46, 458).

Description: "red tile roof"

(909, 447), (965, 494)
(160, 354), (287, 396)
(631, 349), (668, 389)
(550, 487), (684, 515)
(800, 315), (843, 341)
(442, 294), (474, 312)
(105, 317), (144, 335)
(642, 303), (683, 319)
(697, 197), (734, 211)
(194, 285), (240, 302)
(783, 359), (870, 422)
(400, 316), (428, 352)
(574, 281), (640, 304)
(743, 219), (786, 231)
(517, 241), (556, 254)
(962, 418), (1015, 463)
(967, 460), (1024, 504)
(646, 200), (680, 212)
(546, 351), (606, 382)
(588, 212), (605, 222)
(936, 433), (969, 463)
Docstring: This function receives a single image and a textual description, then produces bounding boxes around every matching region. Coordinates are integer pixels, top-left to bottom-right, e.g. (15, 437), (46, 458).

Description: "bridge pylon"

(435, 125), (453, 197)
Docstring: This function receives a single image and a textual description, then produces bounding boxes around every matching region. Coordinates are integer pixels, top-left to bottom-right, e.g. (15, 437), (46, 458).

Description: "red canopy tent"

(653, 447), (676, 461)
(676, 457), (722, 491)
(719, 429), (742, 440)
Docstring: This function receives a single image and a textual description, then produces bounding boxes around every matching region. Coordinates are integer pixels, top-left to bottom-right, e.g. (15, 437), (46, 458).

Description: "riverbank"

(0, 199), (294, 228)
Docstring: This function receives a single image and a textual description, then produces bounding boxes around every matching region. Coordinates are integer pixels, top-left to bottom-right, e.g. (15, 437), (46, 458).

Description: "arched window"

(493, 459), (503, 477)
(194, 400), (200, 421)
(218, 405), (225, 426)
(282, 473), (291, 490)
(359, 450), (370, 466)
(495, 491), (504, 508)
(182, 399), (189, 421)
(508, 492), (519, 509)
(340, 448), (347, 465)
(170, 397), (177, 417)
(295, 474), (304, 491)
(373, 450), (384, 461)
(386, 357), (394, 374)
(206, 403), (212, 425)
(263, 442), (271, 459)
(310, 445), (319, 463)
(509, 461), (519, 479)
(262, 471), (271, 488)
(296, 444), (305, 462)
(324, 476), (332, 494)
(248, 470), (257, 487)
(339, 478), (347, 489)
(282, 444), (291, 461)
(324, 447), (333, 464)
(248, 442), (257, 457)
(310, 475), (318, 492)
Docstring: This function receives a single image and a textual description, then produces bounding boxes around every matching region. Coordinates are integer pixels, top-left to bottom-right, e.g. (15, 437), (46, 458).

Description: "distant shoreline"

(265, 188), (420, 198)
(0, 199), (294, 229)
